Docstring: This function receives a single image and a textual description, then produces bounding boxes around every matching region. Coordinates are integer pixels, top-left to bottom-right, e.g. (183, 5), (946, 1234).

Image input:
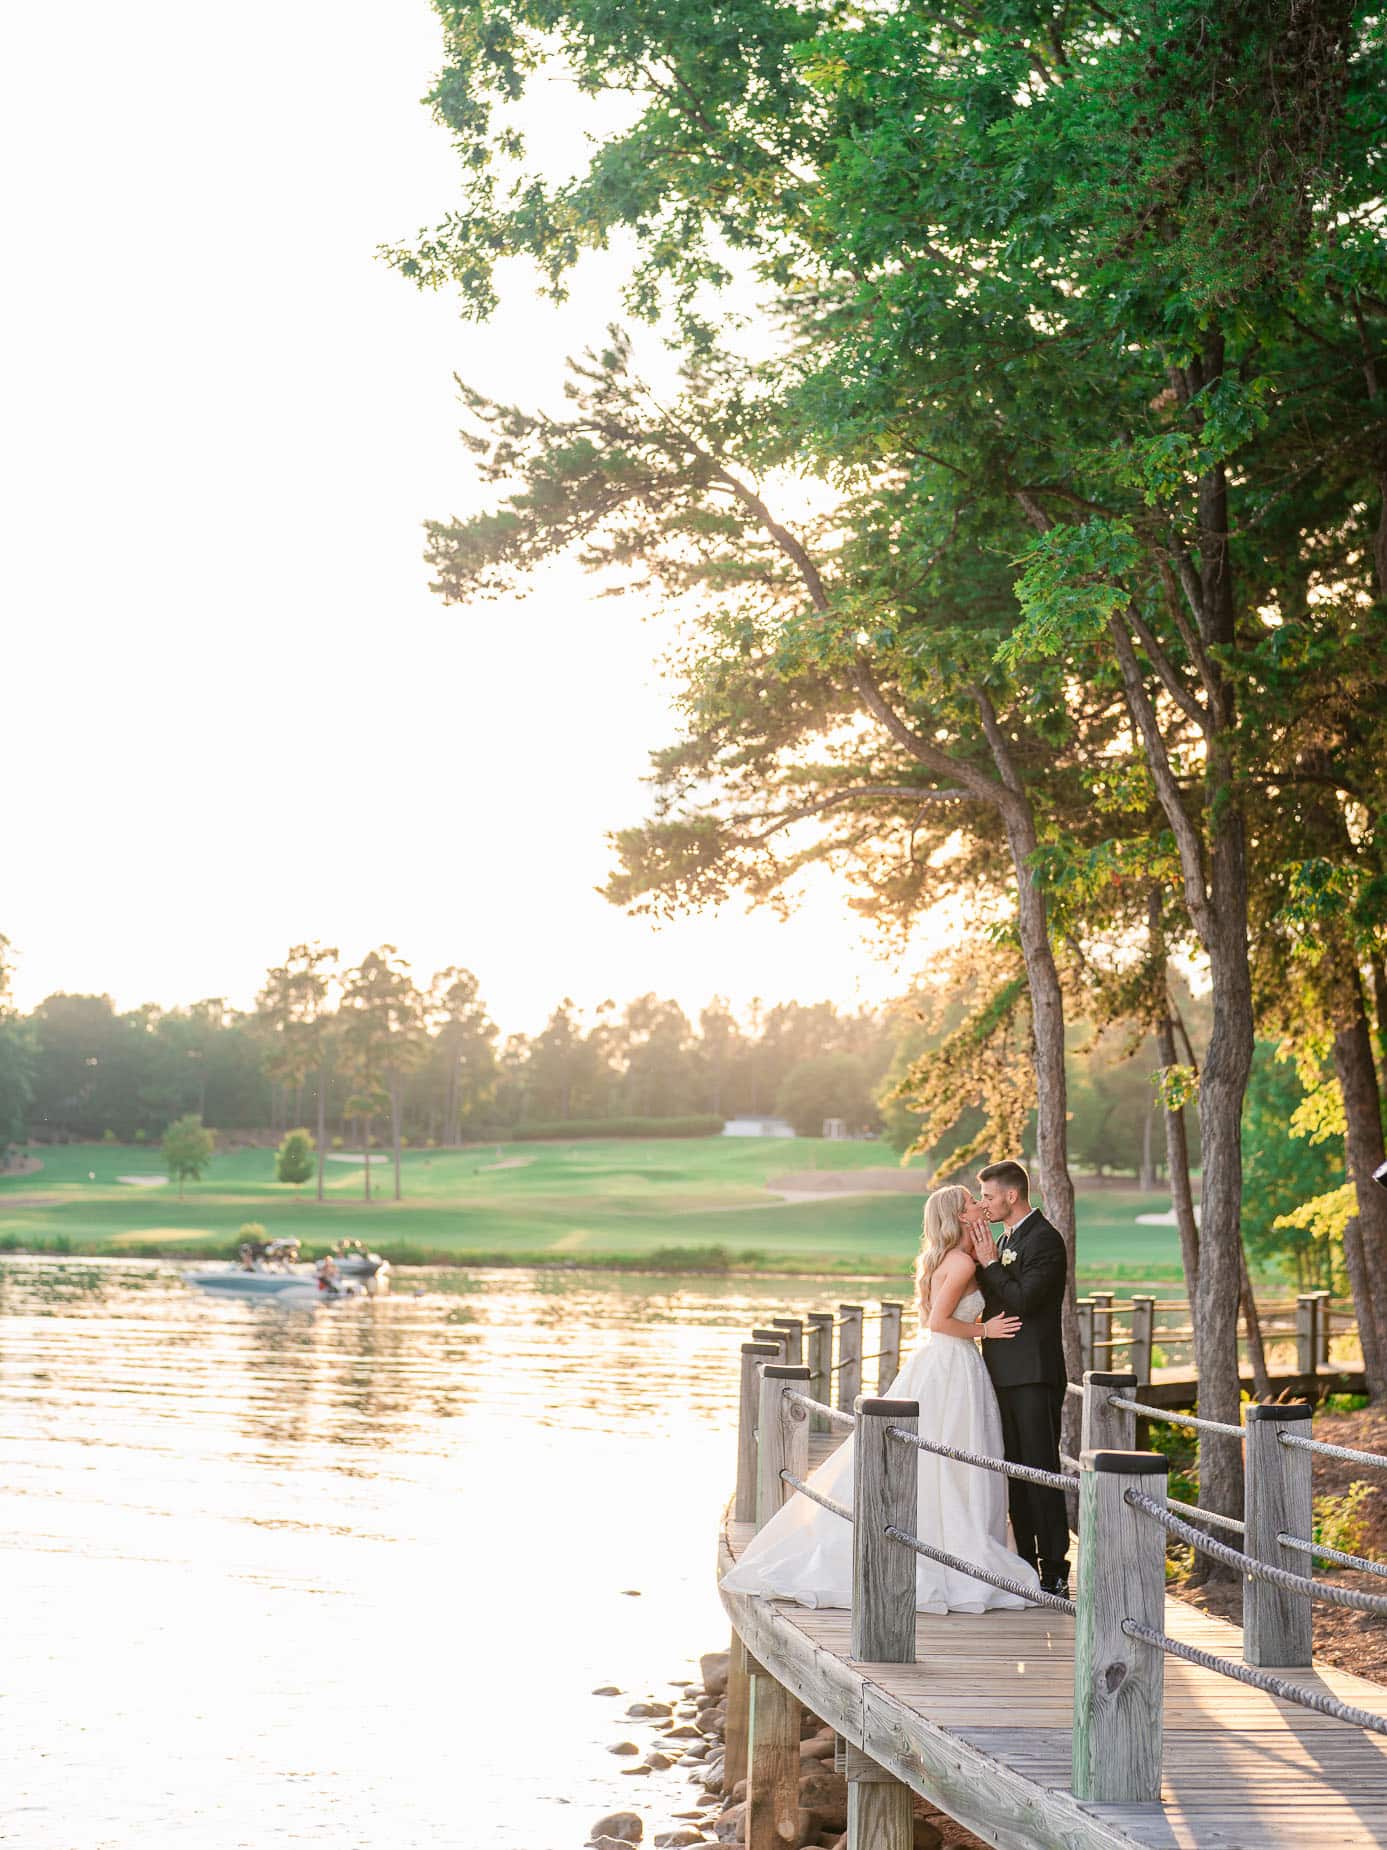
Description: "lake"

(0, 1257), (879, 1848)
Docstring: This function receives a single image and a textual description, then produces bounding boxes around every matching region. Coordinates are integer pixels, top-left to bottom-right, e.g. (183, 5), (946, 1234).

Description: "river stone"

(592, 1685), (623, 1697)
(646, 1750), (674, 1769)
(608, 1741), (641, 1756)
(797, 1768), (848, 1830)
(699, 1652), (731, 1699)
(664, 1724), (702, 1739)
(654, 1833), (709, 1848)
(620, 1764), (654, 1776)
(589, 1817), (643, 1845)
(627, 1700), (675, 1718)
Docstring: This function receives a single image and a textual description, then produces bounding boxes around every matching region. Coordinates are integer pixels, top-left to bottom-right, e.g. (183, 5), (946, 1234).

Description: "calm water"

(0, 1259), (882, 1849)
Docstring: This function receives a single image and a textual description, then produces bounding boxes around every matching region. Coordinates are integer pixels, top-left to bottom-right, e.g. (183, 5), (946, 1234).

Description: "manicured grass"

(0, 1138), (1184, 1281)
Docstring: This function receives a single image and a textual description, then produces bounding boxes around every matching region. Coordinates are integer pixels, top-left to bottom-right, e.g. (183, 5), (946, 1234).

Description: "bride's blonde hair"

(914, 1184), (972, 1312)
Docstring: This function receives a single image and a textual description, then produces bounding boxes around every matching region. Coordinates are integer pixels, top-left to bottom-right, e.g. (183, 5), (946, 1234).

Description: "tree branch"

(850, 660), (1012, 812)
(1124, 604), (1213, 736)
(1107, 615), (1212, 943)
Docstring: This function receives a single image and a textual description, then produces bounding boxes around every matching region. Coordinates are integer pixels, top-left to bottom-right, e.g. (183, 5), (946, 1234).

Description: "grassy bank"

(0, 1137), (1185, 1282)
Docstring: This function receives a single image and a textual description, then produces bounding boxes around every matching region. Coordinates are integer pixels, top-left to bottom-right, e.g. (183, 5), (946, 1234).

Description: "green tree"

(775, 1052), (875, 1139)
(0, 936), (34, 1159)
(162, 1114), (213, 1199)
(275, 1128), (315, 1189)
(340, 948), (425, 1202)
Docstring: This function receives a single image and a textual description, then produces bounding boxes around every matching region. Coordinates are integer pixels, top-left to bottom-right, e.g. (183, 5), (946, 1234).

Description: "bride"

(720, 1184), (1043, 1613)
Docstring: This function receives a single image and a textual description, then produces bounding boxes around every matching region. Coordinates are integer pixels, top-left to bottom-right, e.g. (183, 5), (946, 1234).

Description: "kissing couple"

(720, 1160), (1070, 1613)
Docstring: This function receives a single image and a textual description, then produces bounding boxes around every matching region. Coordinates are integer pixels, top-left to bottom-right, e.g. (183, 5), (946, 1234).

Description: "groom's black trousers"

(994, 1382), (1069, 1573)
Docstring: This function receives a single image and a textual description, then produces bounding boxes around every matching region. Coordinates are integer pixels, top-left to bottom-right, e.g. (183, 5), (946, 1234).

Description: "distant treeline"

(0, 940), (1215, 1182)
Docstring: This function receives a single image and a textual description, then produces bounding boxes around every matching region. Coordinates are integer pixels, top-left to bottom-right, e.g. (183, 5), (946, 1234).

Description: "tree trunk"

(1000, 805), (1080, 1390)
(1155, 1016), (1201, 1305)
(1368, 951), (1387, 1090)
(1190, 773), (1255, 1555)
(1139, 1106), (1156, 1191)
(363, 1116), (371, 1202)
(316, 1062), (327, 1204)
(1237, 1241), (1271, 1400)
(1330, 996), (1387, 1400)
(1342, 1217), (1384, 1396)
(391, 1076), (403, 1203)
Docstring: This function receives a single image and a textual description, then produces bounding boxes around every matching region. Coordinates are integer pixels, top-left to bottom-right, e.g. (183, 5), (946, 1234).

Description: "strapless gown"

(720, 1290), (1043, 1613)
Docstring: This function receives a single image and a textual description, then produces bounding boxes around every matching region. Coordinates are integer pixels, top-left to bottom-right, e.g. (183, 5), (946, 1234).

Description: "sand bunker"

(118, 1175), (168, 1188)
(325, 1153), (393, 1165)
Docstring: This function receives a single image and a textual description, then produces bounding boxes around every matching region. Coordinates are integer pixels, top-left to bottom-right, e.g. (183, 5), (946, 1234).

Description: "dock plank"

(720, 1496), (1387, 1850)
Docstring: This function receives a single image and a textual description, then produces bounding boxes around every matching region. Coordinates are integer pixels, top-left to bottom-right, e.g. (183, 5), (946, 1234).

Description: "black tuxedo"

(976, 1208), (1070, 1579)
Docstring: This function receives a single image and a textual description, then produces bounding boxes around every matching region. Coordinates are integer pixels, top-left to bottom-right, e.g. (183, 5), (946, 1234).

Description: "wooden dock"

(719, 1316), (1387, 1850)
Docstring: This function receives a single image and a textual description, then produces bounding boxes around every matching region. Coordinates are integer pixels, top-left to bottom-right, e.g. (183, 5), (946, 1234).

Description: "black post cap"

(857, 1396), (920, 1417)
(741, 1342), (780, 1355)
(1084, 1371), (1138, 1388)
(763, 1364), (813, 1380)
(1082, 1449), (1169, 1475)
(1246, 1401), (1314, 1422)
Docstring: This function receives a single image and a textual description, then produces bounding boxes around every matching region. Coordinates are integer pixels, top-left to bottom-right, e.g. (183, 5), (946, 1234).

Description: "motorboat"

(184, 1238), (389, 1305)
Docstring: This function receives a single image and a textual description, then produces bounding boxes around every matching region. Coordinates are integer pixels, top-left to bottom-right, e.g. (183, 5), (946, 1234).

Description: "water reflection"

(1, 1257), (890, 1849)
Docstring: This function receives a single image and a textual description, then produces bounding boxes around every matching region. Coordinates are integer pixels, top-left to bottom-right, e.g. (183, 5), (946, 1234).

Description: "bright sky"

(3, 2), (936, 1035)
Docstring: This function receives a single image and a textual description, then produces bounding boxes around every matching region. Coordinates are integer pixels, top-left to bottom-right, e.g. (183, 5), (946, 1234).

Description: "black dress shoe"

(1040, 1573), (1070, 1599)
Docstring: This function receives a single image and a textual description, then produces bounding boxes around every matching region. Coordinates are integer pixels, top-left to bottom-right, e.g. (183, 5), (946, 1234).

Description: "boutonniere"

(1000, 1248), (1018, 1267)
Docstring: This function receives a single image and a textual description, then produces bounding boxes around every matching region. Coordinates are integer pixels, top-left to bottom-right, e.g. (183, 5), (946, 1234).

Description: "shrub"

(238, 1222), (268, 1244)
(275, 1129), (315, 1187)
(1313, 1481), (1374, 1565)
(134, 1129), (147, 1143)
(162, 1114), (214, 1199)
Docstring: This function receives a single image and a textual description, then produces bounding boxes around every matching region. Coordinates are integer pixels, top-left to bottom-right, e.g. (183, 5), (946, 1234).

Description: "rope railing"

(1279, 1429), (1387, 1471)
(1121, 1618), (1387, 1737)
(1125, 1491), (1387, 1616)
(883, 1524), (1076, 1615)
(1277, 1533), (1387, 1578)
(782, 1388), (854, 1430)
(884, 1425), (1071, 1494)
(1107, 1392), (1245, 1437)
(779, 1469), (853, 1522)
(1166, 1494), (1245, 1534)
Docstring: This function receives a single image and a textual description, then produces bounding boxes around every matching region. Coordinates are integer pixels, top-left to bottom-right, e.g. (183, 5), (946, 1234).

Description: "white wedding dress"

(721, 1290), (1042, 1613)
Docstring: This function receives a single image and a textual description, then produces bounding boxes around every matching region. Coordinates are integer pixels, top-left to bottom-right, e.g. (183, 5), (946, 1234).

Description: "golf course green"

(0, 1137), (1184, 1281)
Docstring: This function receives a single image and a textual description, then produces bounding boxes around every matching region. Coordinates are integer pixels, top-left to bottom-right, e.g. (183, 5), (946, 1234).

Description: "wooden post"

(851, 1395), (919, 1664)
(1072, 1450), (1168, 1804)
(1295, 1294), (1317, 1376)
(723, 1631), (751, 1797)
(756, 1363), (812, 1529)
(837, 1304), (864, 1413)
(806, 1312), (834, 1433)
(1129, 1296), (1155, 1385)
(747, 1665), (800, 1850)
(845, 1745), (913, 1850)
(770, 1316), (802, 1365)
(847, 1396), (918, 1850)
(736, 1342), (781, 1524)
(1077, 1298), (1095, 1373)
(751, 1326), (788, 1363)
(1092, 1291), (1113, 1361)
(877, 1300), (903, 1393)
(1244, 1402), (1314, 1668)
(1081, 1371), (1137, 1452)
(1314, 1291), (1331, 1369)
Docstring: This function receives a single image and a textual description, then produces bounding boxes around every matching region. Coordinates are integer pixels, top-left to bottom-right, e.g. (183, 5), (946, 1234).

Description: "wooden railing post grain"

(806, 1312), (834, 1432)
(1077, 1298), (1095, 1373)
(1295, 1294), (1317, 1376)
(851, 1397), (919, 1665)
(756, 1363), (811, 1530)
(877, 1301), (903, 1392)
(1072, 1450), (1168, 1804)
(747, 1670), (800, 1850)
(736, 1342), (781, 1524)
(751, 1326), (789, 1364)
(1129, 1297), (1155, 1385)
(1081, 1371), (1137, 1452)
(748, 1363), (810, 1850)
(847, 1396), (918, 1850)
(1244, 1402), (1314, 1668)
(723, 1631), (751, 1797)
(837, 1305), (864, 1413)
(770, 1316), (802, 1365)
(1314, 1291), (1331, 1369)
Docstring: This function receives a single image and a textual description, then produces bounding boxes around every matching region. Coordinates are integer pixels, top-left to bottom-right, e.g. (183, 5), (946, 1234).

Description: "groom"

(965, 1160), (1070, 1598)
